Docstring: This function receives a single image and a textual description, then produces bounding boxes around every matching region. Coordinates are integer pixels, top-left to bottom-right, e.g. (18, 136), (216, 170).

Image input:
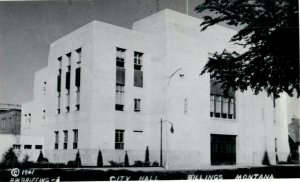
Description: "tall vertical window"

(75, 48), (81, 111)
(115, 85), (124, 111)
(63, 130), (68, 149)
(54, 131), (59, 149)
(116, 48), (125, 67)
(75, 67), (81, 111)
(57, 57), (62, 114)
(116, 48), (126, 111)
(66, 53), (71, 112)
(73, 129), (78, 149)
(210, 79), (235, 119)
(134, 98), (141, 112)
(134, 52), (143, 87)
(115, 130), (124, 150)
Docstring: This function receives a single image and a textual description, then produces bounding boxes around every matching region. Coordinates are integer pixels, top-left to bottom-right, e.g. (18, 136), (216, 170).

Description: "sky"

(0, 0), (210, 105)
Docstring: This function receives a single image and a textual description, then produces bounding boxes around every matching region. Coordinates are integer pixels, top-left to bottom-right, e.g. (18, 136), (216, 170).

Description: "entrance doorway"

(211, 134), (236, 165)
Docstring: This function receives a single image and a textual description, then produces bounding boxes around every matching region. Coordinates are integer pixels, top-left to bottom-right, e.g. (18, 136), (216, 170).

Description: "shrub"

(67, 160), (77, 167)
(37, 151), (47, 163)
(22, 154), (30, 164)
(97, 150), (103, 167)
(262, 151), (270, 165)
(152, 161), (159, 167)
(1, 147), (18, 168)
(124, 151), (129, 167)
(145, 146), (150, 167)
(75, 150), (82, 167)
(133, 160), (144, 167)
(108, 160), (123, 167)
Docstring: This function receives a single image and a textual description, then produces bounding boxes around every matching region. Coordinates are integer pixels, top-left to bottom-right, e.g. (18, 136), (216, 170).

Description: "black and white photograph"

(0, 0), (299, 181)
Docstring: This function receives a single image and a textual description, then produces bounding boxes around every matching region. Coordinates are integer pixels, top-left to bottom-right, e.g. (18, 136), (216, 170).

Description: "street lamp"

(160, 118), (174, 168)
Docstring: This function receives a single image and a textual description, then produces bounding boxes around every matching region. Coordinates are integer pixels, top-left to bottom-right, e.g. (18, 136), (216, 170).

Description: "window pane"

(216, 96), (221, 113)
(222, 97), (228, 114)
(134, 70), (143, 87)
(210, 95), (215, 113)
(75, 68), (81, 87)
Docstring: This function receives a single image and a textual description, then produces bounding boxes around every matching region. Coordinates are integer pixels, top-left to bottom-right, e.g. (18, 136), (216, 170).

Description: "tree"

(124, 151), (129, 167)
(22, 154), (29, 164)
(145, 146), (150, 167)
(97, 150), (103, 167)
(37, 151), (44, 163)
(195, 0), (299, 99)
(262, 151), (270, 165)
(75, 150), (82, 167)
(2, 147), (18, 167)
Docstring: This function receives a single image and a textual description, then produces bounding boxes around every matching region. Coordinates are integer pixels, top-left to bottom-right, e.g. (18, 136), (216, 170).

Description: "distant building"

(20, 9), (289, 168)
(0, 103), (21, 162)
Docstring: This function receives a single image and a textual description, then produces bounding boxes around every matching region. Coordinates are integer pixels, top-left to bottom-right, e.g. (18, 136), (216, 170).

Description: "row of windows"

(54, 129), (78, 150)
(1, 118), (18, 129)
(57, 48), (81, 114)
(210, 79), (236, 120)
(115, 48), (144, 112)
(13, 144), (43, 150)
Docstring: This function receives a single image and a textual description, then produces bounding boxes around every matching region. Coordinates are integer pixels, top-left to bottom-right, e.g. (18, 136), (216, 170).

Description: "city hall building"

(20, 9), (289, 168)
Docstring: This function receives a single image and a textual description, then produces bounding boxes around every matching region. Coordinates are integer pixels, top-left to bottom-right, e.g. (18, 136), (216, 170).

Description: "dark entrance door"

(211, 134), (236, 165)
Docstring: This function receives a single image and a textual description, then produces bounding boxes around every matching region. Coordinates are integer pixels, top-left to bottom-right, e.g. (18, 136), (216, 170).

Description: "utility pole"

(160, 118), (163, 167)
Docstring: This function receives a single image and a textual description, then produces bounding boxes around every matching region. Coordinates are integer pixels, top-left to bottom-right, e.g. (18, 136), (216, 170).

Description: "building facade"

(21, 9), (289, 168)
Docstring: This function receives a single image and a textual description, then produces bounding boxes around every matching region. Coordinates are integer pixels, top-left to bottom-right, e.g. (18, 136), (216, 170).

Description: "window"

(115, 130), (124, 150)
(73, 129), (78, 149)
(211, 134), (236, 165)
(75, 67), (81, 111)
(210, 79), (235, 119)
(24, 145), (32, 149)
(134, 52), (143, 87)
(75, 67), (81, 89)
(76, 48), (82, 63)
(115, 85), (124, 111)
(134, 98), (141, 112)
(65, 71), (70, 90)
(134, 52), (143, 70)
(35, 145), (43, 150)
(116, 48), (126, 67)
(63, 130), (68, 149)
(57, 57), (62, 114)
(13, 144), (21, 150)
(55, 131), (59, 149)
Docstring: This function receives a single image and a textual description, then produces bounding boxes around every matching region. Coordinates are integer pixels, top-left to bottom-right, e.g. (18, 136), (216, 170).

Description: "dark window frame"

(115, 129), (124, 150)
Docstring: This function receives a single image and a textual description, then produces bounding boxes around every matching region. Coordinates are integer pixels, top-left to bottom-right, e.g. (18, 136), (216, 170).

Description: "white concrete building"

(21, 9), (289, 168)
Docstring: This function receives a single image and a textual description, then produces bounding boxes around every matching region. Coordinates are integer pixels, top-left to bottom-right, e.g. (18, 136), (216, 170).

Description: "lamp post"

(160, 118), (174, 168)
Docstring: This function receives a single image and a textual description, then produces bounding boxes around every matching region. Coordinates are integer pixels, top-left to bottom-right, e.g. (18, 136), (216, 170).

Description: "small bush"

(124, 151), (129, 167)
(22, 154), (30, 164)
(97, 150), (103, 167)
(152, 161), (159, 167)
(37, 151), (48, 163)
(262, 151), (270, 165)
(1, 147), (19, 168)
(75, 150), (82, 167)
(108, 160), (123, 167)
(67, 160), (77, 167)
(133, 160), (144, 167)
(145, 146), (150, 167)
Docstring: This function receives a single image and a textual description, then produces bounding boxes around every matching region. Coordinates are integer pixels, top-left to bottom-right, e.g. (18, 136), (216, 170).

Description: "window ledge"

(210, 117), (237, 122)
